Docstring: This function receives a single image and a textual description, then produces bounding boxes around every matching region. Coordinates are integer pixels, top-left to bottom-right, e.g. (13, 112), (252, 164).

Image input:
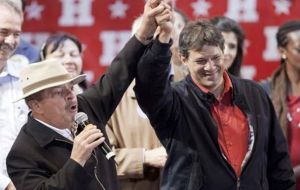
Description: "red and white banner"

(22, 0), (300, 82)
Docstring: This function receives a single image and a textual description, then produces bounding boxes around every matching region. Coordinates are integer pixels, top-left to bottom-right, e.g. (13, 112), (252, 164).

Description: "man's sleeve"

(134, 38), (177, 139)
(106, 119), (145, 178)
(78, 36), (148, 127)
(7, 149), (92, 190)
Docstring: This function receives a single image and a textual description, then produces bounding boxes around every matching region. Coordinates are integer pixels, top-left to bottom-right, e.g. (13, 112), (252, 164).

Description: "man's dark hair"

(24, 90), (45, 107)
(179, 19), (224, 59)
(211, 16), (245, 76)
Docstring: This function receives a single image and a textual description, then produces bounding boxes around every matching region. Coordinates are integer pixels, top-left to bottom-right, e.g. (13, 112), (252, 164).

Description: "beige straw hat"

(14, 59), (86, 102)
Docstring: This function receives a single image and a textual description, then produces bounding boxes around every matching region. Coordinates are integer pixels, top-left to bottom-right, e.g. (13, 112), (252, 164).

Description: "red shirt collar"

(192, 72), (233, 99)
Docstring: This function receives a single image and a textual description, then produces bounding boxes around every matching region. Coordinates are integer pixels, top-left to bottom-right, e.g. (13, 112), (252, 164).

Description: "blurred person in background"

(211, 16), (245, 77)
(39, 32), (89, 94)
(170, 8), (189, 81)
(260, 20), (300, 190)
(0, 1), (28, 190)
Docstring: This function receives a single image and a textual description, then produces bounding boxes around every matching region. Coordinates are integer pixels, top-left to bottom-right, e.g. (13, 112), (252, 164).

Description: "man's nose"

(204, 59), (216, 70)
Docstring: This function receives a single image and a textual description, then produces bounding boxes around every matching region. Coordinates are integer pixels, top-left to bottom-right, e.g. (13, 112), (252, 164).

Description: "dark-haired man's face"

(29, 83), (78, 130)
(182, 45), (225, 91)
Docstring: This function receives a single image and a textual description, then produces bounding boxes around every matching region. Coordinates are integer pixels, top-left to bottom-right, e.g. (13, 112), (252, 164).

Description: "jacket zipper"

(215, 111), (256, 189)
(236, 177), (240, 190)
(55, 138), (106, 190)
(235, 114), (256, 190)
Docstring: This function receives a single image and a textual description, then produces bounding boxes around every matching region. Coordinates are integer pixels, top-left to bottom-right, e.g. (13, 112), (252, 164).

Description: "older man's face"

(32, 84), (78, 130)
(0, 6), (22, 67)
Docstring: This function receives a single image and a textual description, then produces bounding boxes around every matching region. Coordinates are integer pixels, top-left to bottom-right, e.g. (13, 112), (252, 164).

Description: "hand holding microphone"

(70, 124), (104, 166)
(74, 112), (116, 162)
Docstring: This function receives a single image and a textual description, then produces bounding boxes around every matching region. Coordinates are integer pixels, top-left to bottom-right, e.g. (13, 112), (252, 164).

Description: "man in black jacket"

(134, 17), (296, 189)
(6, 1), (171, 189)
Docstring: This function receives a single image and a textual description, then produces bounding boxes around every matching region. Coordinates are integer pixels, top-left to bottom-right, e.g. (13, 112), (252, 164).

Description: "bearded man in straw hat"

(5, 1), (172, 189)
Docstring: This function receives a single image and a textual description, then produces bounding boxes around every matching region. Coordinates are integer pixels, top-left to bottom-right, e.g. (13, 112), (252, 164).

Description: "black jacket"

(6, 36), (147, 190)
(134, 39), (295, 190)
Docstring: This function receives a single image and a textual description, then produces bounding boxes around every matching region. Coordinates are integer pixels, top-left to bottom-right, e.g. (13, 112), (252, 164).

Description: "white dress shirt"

(34, 118), (74, 141)
(0, 58), (29, 189)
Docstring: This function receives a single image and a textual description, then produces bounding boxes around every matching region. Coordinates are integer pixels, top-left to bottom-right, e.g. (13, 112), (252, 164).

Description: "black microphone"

(74, 112), (115, 160)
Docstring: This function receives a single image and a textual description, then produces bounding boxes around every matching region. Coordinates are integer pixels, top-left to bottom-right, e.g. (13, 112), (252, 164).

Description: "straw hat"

(15, 59), (86, 102)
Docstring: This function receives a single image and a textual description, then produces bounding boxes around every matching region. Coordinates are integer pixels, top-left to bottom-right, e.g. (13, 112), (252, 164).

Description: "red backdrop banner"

(22, 0), (300, 82)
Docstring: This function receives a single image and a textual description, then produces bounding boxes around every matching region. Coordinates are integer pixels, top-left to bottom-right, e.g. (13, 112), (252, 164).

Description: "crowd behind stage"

(0, 0), (300, 190)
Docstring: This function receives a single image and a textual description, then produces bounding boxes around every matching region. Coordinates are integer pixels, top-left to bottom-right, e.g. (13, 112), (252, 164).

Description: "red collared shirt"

(192, 72), (249, 176)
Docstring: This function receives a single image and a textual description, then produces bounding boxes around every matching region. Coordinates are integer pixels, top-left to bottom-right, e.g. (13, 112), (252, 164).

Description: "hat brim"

(13, 74), (86, 103)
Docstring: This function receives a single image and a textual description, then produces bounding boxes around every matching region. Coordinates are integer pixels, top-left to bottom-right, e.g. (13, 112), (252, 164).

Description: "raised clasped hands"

(153, 1), (174, 43)
(136, 0), (173, 44)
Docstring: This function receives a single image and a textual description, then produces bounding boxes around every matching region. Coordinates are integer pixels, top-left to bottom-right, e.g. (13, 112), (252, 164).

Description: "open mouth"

(70, 104), (77, 112)
(67, 102), (78, 113)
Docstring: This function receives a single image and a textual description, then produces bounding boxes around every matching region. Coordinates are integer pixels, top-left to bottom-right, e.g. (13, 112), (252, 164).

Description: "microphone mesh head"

(75, 112), (88, 124)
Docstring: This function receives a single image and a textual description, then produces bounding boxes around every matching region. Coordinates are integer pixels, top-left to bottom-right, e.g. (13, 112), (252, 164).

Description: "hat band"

(23, 74), (72, 95)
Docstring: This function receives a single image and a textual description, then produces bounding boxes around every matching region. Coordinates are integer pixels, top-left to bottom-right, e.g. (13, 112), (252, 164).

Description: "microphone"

(74, 112), (116, 160)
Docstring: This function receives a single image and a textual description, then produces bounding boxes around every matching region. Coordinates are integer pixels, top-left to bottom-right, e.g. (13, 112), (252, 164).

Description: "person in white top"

(0, 1), (28, 190)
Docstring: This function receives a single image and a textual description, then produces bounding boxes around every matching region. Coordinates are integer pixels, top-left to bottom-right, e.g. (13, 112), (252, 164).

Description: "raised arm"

(134, 2), (177, 139)
(77, 0), (168, 127)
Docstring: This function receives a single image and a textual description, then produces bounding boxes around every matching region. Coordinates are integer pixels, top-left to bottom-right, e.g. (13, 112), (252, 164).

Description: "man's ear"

(27, 100), (43, 114)
(180, 55), (188, 66)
